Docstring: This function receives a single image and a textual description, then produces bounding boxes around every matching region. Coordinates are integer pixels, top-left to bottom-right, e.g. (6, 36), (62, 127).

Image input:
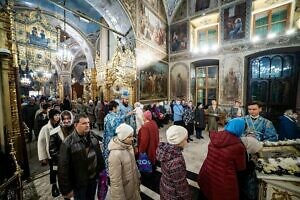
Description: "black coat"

(49, 126), (74, 166)
(194, 108), (206, 129)
(58, 130), (105, 195)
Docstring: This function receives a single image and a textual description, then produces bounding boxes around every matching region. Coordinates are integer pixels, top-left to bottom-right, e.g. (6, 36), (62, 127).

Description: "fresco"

(220, 56), (243, 104)
(138, 2), (167, 50)
(170, 63), (188, 99)
(15, 0), (101, 36)
(166, 0), (181, 18)
(172, 0), (187, 22)
(223, 2), (246, 41)
(139, 62), (168, 101)
(170, 21), (188, 52)
(144, 0), (166, 17)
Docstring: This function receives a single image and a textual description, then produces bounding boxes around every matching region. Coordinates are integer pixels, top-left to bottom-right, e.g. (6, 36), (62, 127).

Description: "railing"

(0, 138), (23, 200)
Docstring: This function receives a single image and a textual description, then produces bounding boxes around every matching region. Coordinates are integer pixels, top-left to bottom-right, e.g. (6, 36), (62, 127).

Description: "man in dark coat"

(58, 113), (105, 199)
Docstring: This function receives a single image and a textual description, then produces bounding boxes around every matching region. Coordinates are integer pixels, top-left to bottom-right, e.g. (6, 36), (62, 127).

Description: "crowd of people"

(18, 94), (300, 200)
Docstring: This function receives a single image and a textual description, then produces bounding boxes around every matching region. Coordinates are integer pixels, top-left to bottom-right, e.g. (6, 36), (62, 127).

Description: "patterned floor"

(22, 124), (211, 200)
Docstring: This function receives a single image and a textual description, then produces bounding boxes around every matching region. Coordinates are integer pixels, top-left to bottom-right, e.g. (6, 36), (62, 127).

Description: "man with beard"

(49, 111), (74, 197)
(119, 94), (135, 128)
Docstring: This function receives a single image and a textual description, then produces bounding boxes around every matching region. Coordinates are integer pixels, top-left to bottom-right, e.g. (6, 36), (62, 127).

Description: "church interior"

(0, 0), (300, 199)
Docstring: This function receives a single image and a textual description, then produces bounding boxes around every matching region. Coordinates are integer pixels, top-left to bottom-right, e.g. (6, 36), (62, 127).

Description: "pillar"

(0, 0), (29, 177)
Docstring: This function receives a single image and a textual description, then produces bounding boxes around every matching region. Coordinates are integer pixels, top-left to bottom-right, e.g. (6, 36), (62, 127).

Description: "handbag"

(97, 169), (108, 200)
(137, 152), (152, 173)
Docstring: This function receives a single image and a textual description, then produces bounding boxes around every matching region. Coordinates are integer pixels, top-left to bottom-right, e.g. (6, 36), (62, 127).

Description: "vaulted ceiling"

(164, 0), (182, 22)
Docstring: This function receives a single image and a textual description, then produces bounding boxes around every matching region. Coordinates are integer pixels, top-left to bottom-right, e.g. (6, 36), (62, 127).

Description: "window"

(197, 25), (218, 48)
(253, 4), (290, 37)
(196, 66), (218, 105)
(250, 55), (293, 79)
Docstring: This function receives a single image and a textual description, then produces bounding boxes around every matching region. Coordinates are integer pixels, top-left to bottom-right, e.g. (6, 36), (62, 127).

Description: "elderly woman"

(198, 118), (247, 200)
(108, 123), (141, 200)
(156, 125), (191, 200)
(138, 111), (159, 189)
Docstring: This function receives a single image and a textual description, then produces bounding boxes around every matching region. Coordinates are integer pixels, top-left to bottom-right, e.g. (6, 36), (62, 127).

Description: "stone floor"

(22, 123), (215, 200)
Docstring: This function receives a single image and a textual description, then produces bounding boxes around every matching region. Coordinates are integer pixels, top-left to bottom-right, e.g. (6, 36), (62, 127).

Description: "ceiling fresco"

(15, 0), (102, 35)
(164, 0), (182, 22)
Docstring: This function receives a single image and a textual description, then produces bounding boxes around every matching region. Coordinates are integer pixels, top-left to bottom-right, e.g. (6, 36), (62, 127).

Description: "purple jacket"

(156, 142), (191, 200)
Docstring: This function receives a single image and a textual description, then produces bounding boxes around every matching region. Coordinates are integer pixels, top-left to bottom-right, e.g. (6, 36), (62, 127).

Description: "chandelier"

(56, 0), (73, 65)
(20, 74), (31, 86)
(57, 45), (73, 64)
(19, 65), (32, 86)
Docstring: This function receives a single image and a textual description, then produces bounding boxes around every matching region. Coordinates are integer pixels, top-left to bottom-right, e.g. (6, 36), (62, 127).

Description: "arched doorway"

(247, 49), (300, 127)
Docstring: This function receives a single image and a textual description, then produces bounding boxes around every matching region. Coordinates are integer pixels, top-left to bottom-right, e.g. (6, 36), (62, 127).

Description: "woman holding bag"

(108, 123), (141, 200)
(137, 110), (159, 189)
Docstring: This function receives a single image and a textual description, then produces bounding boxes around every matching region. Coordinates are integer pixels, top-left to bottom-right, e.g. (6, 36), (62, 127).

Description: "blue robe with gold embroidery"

(244, 115), (278, 141)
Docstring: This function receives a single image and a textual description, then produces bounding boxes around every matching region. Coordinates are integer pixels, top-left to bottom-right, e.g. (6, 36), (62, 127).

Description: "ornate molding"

(119, 0), (136, 30)
(221, 32), (300, 54)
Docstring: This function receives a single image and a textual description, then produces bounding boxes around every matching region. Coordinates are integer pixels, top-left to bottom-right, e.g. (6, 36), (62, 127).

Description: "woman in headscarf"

(197, 118), (247, 200)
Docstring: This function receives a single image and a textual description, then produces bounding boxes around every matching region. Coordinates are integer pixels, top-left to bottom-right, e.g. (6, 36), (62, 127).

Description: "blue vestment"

(244, 115), (278, 141)
(103, 112), (124, 169)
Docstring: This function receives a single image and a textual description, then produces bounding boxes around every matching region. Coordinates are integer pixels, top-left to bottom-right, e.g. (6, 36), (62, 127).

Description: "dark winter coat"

(58, 130), (105, 195)
(198, 131), (246, 200)
(194, 108), (206, 129)
(156, 142), (191, 200)
(278, 115), (300, 140)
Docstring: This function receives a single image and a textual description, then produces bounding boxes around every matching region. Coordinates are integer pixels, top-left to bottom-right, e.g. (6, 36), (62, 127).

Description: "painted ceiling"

(14, 0), (102, 35)
(164, 0), (182, 21)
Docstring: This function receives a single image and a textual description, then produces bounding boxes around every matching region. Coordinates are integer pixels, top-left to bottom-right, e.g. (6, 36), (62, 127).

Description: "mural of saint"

(223, 68), (238, 101)
(223, 3), (246, 41)
(176, 73), (183, 98)
(229, 18), (243, 39)
(170, 22), (188, 52)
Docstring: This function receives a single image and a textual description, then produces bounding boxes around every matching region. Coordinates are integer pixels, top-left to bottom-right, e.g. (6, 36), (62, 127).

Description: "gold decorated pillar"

(0, 0), (29, 177)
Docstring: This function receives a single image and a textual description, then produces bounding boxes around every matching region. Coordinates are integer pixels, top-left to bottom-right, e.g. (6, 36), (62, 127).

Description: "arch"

(85, 0), (136, 44)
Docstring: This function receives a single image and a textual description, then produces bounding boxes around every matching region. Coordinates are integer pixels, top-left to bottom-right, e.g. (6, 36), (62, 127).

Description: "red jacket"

(138, 120), (159, 165)
(198, 131), (246, 200)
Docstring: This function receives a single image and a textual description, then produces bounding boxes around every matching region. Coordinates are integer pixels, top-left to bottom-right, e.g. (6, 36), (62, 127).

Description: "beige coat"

(108, 137), (141, 200)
